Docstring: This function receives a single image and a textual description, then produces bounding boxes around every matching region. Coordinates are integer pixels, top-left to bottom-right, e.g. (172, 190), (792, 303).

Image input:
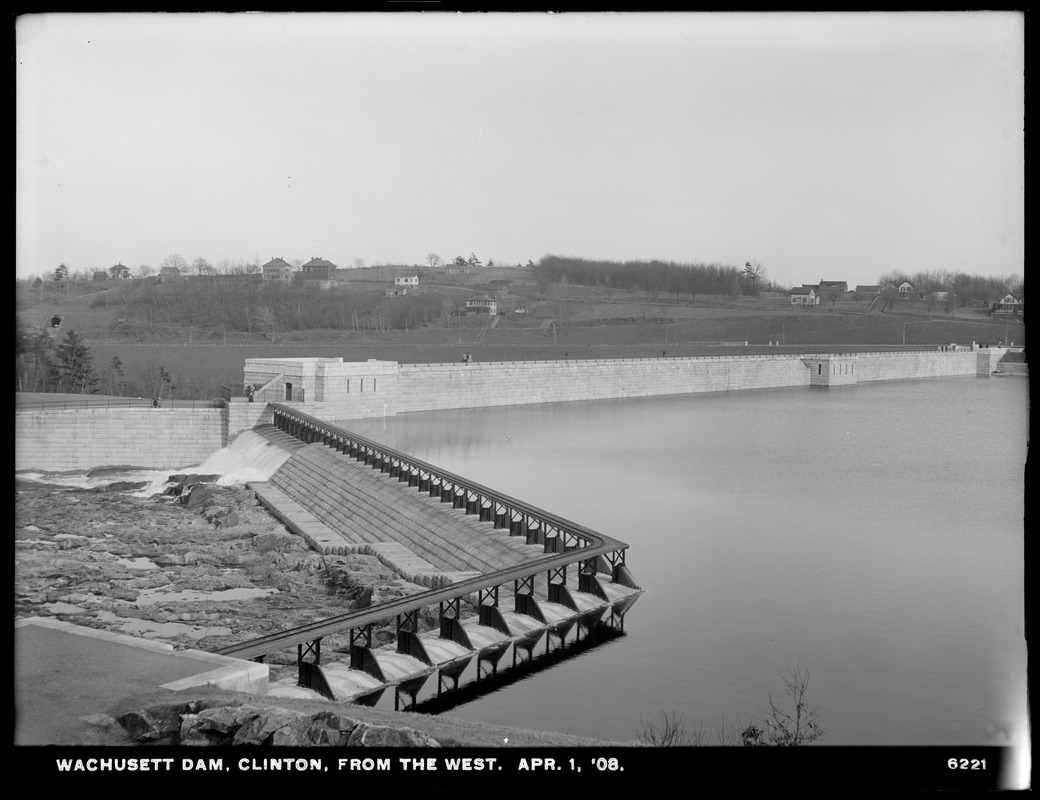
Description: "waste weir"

(215, 403), (642, 709)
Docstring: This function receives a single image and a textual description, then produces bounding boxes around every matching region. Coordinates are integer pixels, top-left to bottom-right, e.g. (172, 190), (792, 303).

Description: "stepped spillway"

(265, 440), (548, 575)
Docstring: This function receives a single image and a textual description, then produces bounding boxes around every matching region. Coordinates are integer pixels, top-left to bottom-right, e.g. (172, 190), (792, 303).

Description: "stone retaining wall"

(15, 407), (225, 471)
(854, 351), (979, 382)
(395, 355), (812, 413)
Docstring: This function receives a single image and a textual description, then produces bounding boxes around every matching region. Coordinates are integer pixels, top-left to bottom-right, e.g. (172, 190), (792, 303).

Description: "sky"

(16, 12), (1024, 289)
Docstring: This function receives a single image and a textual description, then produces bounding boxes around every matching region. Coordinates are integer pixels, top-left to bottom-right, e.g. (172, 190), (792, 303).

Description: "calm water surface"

(337, 377), (1027, 747)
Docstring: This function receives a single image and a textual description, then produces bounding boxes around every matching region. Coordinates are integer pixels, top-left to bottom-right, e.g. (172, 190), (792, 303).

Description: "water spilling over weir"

(17, 429), (295, 496)
(193, 429), (295, 486)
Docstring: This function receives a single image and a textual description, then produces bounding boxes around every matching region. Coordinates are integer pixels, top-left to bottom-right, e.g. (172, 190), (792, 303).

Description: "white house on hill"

(790, 286), (818, 306)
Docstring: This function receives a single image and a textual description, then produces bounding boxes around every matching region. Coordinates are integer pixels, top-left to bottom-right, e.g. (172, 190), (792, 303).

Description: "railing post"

(439, 597), (474, 649)
(396, 610), (432, 665)
(478, 586), (511, 635)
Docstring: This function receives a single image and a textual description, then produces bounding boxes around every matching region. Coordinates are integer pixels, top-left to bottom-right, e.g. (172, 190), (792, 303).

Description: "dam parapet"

(16, 348), (994, 471)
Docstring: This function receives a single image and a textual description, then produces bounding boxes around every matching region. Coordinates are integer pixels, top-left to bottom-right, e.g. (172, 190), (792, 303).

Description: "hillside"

(16, 270), (1025, 401)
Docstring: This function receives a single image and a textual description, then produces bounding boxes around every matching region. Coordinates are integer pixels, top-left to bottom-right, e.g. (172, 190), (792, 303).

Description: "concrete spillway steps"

(251, 481), (481, 588)
(249, 424), (309, 454)
(267, 442), (548, 574)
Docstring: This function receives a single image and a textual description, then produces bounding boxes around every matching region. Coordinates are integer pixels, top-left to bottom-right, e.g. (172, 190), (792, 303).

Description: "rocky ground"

(15, 475), (442, 682)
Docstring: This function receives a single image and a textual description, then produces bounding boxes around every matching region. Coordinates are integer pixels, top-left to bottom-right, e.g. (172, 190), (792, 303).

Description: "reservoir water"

(336, 376), (1028, 748)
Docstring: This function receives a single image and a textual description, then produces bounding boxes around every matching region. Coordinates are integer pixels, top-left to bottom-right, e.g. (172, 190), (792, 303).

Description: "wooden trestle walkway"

(215, 404), (641, 702)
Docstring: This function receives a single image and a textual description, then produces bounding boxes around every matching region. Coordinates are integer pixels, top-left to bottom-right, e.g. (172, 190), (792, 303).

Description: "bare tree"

(743, 663), (827, 747)
(426, 253), (442, 269)
(255, 304), (277, 341)
(137, 264), (154, 278)
(353, 258), (365, 270)
(160, 253), (188, 273)
(191, 257), (213, 276)
(743, 260), (766, 295)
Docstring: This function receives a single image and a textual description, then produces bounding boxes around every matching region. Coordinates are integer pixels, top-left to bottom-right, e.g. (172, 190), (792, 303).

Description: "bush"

(638, 663), (827, 747)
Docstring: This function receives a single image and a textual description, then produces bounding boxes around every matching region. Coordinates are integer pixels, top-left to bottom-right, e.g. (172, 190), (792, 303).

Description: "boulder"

(181, 484), (224, 510)
(91, 481), (149, 493)
(346, 722), (441, 747)
(118, 700), (227, 744)
(179, 705), (263, 746)
(168, 474), (221, 486)
(232, 707), (312, 745)
(252, 530), (299, 554)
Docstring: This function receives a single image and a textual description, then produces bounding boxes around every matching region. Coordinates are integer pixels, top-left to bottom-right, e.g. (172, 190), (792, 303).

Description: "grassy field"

(18, 275), (1025, 400)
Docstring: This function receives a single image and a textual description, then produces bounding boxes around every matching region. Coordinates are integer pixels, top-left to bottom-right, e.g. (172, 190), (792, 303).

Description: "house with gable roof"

(993, 292), (1023, 314)
(301, 257), (338, 289)
(790, 285), (818, 306)
(262, 257), (295, 284)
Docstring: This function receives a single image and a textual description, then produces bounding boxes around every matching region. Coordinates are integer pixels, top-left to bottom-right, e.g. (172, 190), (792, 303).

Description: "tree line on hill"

(16, 328), (180, 399)
(88, 279), (462, 339)
(533, 255), (769, 300)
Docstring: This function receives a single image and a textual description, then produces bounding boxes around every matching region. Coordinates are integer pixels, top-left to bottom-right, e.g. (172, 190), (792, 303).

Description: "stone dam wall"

(15, 407), (226, 472)
(15, 349), (999, 472)
(395, 354), (811, 413)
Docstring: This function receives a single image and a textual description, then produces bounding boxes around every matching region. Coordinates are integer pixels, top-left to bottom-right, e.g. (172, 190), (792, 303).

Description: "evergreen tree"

(54, 330), (99, 394)
(16, 329), (58, 392)
(106, 356), (125, 395)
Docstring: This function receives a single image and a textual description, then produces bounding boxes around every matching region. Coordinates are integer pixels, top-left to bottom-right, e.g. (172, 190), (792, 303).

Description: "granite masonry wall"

(16, 349), (1007, 472)
(394, 355), (811, 413)
(15, 407), (226, 472)
(854, 350), (980, 383)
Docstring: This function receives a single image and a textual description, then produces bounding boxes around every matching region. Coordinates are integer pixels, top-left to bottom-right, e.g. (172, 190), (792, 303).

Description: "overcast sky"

(16, 12), (1024, 288)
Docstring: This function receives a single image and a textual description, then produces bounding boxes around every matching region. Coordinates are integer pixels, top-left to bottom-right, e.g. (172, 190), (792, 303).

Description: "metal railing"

(216, 404), (637, 662)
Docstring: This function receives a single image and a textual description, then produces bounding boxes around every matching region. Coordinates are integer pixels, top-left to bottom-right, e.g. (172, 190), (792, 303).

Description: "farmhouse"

(262, 257), (295, 284)
(109, 263), (132, 280)
(300, 257), (337, 289)
(817, 280), (848, 294)
(855, 285), (881, 296)
(466, 297), (497, 316)
(899, 281), (914, 299)
(790, 286), (818, 306)
(993, 293), (1023, 314)
(394, 275), (419, 288)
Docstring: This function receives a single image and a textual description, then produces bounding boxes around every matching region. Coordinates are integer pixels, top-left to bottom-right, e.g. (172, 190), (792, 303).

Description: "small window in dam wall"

(818, 365), (822, 375)
(360, 379), (364, 393)
(285, 382), (293, 401)
(373, 378), (377, 392)
(346, 379), (350, 393)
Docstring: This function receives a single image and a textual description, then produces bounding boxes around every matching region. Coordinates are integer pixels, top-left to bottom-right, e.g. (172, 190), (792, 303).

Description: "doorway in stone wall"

(285, 382), (293, 401)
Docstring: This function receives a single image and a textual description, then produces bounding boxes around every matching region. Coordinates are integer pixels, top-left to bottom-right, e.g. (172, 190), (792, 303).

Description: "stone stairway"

(266, 441), (548, 575)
